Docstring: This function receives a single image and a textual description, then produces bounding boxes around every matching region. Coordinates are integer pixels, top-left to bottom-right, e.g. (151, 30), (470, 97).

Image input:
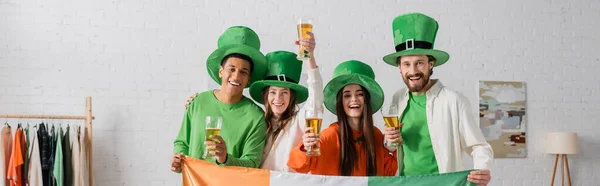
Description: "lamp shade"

(543, 132), (579, 154)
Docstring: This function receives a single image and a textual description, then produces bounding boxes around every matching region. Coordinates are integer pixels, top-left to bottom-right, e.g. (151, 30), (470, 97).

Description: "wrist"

(300, 144), (309, 152)
(384, 143), (396, 152)
(308, 60), (317, 69)
(217, 154), (228, 165)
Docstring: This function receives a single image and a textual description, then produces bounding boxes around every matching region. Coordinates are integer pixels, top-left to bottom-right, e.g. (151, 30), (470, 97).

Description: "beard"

(402, 72), (430, 92)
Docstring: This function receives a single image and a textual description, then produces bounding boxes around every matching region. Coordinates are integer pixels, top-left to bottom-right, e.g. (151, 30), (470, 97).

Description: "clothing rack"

(0, 96), (95, 185)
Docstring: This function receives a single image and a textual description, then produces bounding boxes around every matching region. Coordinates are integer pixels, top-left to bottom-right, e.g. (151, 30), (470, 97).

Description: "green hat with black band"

(206, 26), (267, 88)
(249, 51), (309, 104)
(323, 60), (384, 115)
(382, 13), (450, 67)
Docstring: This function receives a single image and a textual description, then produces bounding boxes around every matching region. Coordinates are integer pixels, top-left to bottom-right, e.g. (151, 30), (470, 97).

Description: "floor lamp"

(543, 132), (579, 186)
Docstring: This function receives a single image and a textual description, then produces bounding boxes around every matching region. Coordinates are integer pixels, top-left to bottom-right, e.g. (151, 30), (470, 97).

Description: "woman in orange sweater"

(287, 60), (398, 176)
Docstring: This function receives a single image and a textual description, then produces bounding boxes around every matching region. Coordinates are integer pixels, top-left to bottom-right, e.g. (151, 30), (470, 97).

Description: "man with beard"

(381, 13), (494, 186)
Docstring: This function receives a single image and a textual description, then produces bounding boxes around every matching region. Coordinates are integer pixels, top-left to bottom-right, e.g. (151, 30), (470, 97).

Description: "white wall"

(1, 0), (599, 185)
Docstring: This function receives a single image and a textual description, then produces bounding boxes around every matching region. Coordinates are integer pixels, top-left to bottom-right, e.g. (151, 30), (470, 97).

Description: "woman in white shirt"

(184, 32), (322, 172)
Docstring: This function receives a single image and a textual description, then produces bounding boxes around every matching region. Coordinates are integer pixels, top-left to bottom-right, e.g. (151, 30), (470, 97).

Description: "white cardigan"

(390, 80), (494, 174)
(260, 67), (324, 172)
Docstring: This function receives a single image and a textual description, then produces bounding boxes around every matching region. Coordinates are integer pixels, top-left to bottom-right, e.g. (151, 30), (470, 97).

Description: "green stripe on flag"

(368, 170), (476, 186)
(268, 170), (476, 186)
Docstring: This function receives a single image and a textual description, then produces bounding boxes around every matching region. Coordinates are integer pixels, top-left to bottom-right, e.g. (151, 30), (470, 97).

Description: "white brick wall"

(1, 0), (599, 185)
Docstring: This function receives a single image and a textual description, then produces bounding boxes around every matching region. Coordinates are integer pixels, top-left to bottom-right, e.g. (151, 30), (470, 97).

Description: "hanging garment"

(49, 125), (56, 186)
(63, 125), (72, 186)
(49, 125), (55, 170)
(52, 127), (63, 186)
(79, 124), (89, 186)
(70, 126), (80, 186)
(7, 127), (25, 186)
(28, 126), (42, 186)
(0, 125), (6, 186)
(37, 123), (51, 186)
(23, 124), (29, 186)
(2, 125), (12, 186)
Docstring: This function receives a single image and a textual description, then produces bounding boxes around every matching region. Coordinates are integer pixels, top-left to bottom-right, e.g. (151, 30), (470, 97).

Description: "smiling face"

(397, 55), (435, 93)
(219, 56), (252, 96)
(340, 84), (366, 119)
(266, 86), (292, 117)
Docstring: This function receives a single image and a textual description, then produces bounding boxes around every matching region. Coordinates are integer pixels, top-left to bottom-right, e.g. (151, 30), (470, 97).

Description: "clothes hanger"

(17, 117), (22, 129)
(59, 121), (63, 134)
(29, 119), (35, 129)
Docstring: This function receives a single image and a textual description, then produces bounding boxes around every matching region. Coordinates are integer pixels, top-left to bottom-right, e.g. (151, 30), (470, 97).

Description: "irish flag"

(181, 156), (477, 186)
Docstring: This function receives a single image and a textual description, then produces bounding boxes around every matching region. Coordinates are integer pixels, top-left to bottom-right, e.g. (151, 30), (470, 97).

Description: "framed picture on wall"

(479, 80), (527, 158)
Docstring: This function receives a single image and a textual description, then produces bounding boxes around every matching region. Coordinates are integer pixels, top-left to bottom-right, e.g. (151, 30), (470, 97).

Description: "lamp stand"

(551, 154), (572, 186)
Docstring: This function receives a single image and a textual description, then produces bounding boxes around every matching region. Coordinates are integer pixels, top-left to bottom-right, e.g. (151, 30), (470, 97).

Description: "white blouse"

(260, 67), (324, 172)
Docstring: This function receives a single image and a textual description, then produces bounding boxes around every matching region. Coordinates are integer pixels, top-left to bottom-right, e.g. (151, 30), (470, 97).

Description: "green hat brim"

(249, 80), (309, 105)
(383, 49), (449, 67)
(323, 74), (384, 115)
(207, 44), (267, 88)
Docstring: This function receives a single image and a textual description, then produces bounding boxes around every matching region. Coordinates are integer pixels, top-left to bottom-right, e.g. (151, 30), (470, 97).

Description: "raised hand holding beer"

(295, 31), (315, 58)
(304, 109), (323, 156)
(296, 17), (313, 60)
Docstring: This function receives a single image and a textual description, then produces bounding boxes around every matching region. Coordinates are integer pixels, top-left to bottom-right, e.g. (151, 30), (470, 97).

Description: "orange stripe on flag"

(181, 156), (270, 186)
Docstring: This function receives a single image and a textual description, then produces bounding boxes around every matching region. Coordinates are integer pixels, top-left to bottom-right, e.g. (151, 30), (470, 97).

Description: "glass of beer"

(305, 109), (322, 156)
(296, 17), (313, 60)
(202, 115), (223, 159)
(380, 104), (402, 147)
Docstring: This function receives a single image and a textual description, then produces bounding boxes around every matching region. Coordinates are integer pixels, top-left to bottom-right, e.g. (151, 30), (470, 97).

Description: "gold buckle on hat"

(277, 74), (287, 81)
(405, 38), (414, 50)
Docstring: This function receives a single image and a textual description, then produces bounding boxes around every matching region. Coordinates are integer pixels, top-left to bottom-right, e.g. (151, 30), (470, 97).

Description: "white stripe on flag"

(270, 171), (368, 186)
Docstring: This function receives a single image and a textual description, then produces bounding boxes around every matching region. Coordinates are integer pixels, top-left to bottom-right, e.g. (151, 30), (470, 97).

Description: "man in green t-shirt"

(170, 26), (268, 172)
(381, 13), (494, 186)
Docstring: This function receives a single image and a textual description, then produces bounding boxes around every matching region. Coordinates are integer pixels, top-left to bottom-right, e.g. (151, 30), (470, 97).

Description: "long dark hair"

(262, 86), (299, 143)
(335, 85), (377, 176)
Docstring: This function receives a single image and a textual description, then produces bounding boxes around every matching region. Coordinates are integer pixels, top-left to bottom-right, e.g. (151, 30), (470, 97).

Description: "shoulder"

(191, 90), (215, 104)
(437, 86), (471, 105)
(237, 97), (267, 130)
(320, 122), (340, 139)
(372, 126), (384, 140)
(391, 88), (409, 103)
(392, 88), (407, 98)
(240, 96), (266, 115)
(372, 126), (383, 135)
(325, 122), (340, 130)
(186, 90), (214, 111)
(198, 90), (214, 96)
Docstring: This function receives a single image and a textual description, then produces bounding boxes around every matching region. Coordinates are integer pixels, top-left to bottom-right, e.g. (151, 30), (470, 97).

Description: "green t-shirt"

(400, 93), (439, 176)
(173, 90), (267, 168)
(53, 127), (64, 186)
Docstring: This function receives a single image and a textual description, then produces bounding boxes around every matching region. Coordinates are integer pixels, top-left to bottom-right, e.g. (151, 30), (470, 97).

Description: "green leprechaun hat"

(249, 51), (308, 104)
(206, 26), (267, 88)
(382, 13), (450, 67)
(323, 60), (384, 115)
